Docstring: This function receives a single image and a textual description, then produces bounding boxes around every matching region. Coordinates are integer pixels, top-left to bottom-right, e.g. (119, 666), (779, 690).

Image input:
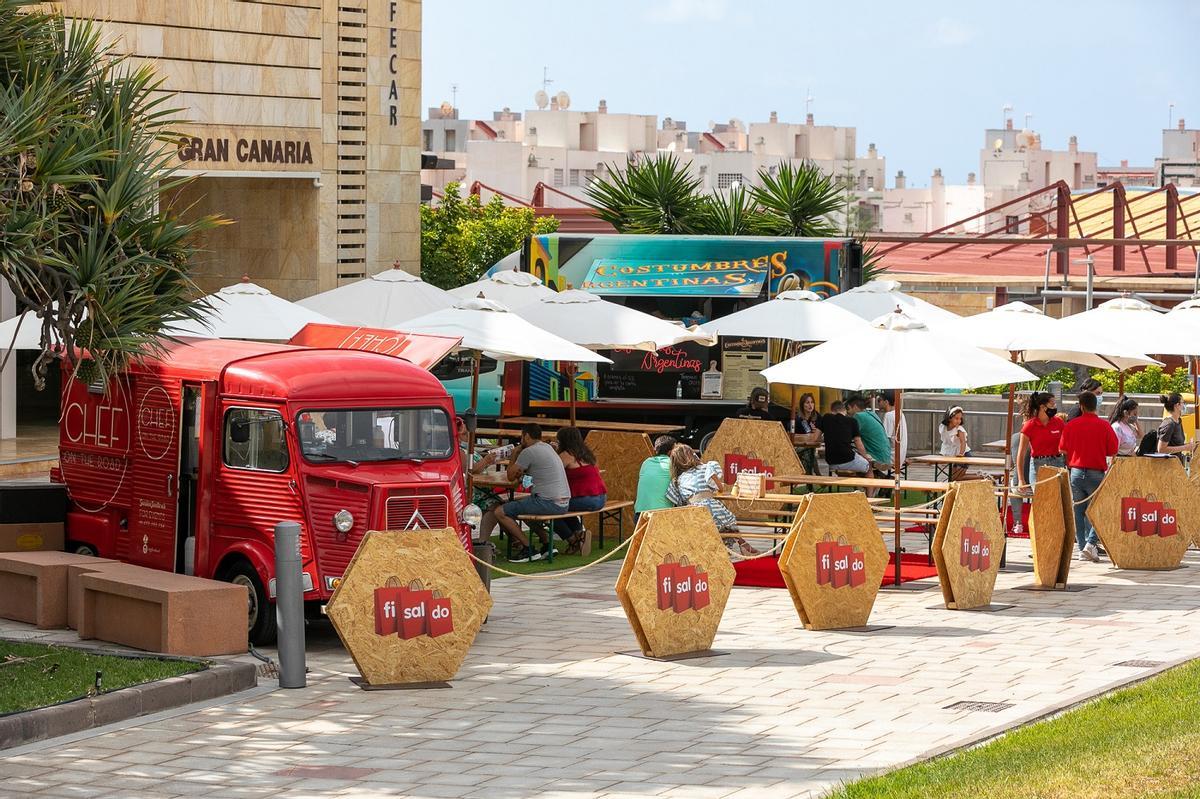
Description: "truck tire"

(68, 542), (98, 557)
(224, 560), (277, 646)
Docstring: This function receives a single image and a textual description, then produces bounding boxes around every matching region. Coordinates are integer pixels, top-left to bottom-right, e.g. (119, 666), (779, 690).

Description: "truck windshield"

(296, 407), (453, 463)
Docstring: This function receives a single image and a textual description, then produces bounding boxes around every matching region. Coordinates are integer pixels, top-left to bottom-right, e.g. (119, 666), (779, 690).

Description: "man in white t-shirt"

(875, 392), (908, 466)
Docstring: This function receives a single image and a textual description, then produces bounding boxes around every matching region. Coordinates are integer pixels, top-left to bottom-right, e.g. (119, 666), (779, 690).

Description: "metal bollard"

(273, 521), (306, 688)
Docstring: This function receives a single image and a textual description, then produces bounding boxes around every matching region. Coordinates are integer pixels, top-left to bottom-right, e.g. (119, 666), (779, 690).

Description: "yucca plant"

(0, 0), (223, 390)
(699, 184), (771, 236)
(751, 160), (842, 238)
(585, 153), (707, 234)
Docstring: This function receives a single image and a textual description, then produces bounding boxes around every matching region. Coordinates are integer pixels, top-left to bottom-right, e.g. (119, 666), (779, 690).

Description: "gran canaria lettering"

(177, 137), (313, 165)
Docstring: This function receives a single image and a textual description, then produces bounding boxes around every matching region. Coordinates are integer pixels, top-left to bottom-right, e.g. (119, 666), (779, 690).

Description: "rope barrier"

(466, 535), (634, 579)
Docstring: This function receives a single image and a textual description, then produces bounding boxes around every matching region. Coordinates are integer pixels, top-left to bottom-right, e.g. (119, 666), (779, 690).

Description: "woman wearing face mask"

(1157, 393), (1197, 463)
(1017, 391), (1065, 493)
(1108, 397), (1142, 457)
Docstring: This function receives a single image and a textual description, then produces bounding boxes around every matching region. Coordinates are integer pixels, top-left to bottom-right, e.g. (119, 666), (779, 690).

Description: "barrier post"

(274, 521), (306, 688)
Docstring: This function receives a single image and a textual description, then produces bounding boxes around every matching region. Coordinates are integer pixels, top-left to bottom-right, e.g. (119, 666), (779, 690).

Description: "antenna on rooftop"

(1169, 102), (1176, 128)
(450, 83), (458, 110)
(805, 90), (814, 115)
(1002, 104), (1013, 127)
(541, 66), (554, 93)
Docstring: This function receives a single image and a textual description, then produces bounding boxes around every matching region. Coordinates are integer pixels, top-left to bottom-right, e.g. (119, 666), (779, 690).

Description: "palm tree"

(585, 153), (707, 234)
(751, 160), (842, 238)
(0, 0), (222, 390)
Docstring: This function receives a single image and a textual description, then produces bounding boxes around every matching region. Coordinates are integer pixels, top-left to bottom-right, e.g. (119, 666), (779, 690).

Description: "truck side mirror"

(230, 420), (250, 444)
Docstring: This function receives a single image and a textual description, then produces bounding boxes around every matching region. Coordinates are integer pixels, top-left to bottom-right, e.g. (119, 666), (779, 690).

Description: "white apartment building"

(880, 169), (986, 234)
(421, 99), (885, 227)
(1157, 119), (1200, 186)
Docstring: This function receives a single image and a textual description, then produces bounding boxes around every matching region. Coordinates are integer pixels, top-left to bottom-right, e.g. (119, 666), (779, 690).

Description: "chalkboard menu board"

(598, 342), (710, 400)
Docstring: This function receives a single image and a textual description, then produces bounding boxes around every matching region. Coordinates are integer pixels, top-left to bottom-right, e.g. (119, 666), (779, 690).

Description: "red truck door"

(128, 374), (182, 570)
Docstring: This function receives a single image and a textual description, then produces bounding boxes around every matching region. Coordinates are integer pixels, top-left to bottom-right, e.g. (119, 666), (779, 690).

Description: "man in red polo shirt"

(1060, 391), (1118, 562)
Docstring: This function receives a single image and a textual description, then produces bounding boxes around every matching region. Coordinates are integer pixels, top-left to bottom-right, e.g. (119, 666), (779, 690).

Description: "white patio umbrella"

(762, 309), (1036, 587)
(517, 289), (711, 422)
(448, 270), (557, 309)
(297, 265), (455, 326)
(396, 298), (610, 491)
(942, 301), (1159, 517)
(827, 280), (962, 324)
(701, 289), (871, 422)
(167, 278), (337, 341)
(1165, 297), (1200, 433)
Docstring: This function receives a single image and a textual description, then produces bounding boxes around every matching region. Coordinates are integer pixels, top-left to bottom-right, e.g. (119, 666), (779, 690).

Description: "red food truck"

(51, 334), (477, 643)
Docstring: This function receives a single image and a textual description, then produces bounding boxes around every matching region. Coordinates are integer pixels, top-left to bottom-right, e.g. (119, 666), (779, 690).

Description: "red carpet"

(734, 553), (939, 588)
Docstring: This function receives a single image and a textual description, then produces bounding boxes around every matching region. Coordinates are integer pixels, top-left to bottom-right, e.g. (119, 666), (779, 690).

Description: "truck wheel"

(68, 542), (98, 557)
(224, 561), (277, 646)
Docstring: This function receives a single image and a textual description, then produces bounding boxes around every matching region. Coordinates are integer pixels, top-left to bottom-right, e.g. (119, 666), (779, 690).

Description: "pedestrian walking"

(1060, 391), (1118, 562)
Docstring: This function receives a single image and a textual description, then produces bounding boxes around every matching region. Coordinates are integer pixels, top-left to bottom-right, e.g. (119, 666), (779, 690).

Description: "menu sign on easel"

(721, 337), (768, 400)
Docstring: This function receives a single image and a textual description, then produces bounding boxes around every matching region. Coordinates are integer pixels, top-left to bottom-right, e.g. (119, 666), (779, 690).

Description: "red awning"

(287, 324), (460, 370)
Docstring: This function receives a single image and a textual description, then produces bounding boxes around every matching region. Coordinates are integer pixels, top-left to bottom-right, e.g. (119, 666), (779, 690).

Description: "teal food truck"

(436, 234), (862, 442)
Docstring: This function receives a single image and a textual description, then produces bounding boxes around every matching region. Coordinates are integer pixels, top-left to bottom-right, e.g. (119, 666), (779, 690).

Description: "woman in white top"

(1108, 396), (1141, 457)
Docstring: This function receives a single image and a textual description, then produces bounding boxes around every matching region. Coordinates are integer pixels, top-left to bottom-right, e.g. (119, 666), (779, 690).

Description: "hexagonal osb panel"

(778, 492), (888, 630)
(326, 528), (492, 685)
(1087, 457), (1193, 570)
(614, 506), (735, 658)
(1029, 466), (1074, 588)
(702, 418), (804, 510)
(933, 480), (1004, 610)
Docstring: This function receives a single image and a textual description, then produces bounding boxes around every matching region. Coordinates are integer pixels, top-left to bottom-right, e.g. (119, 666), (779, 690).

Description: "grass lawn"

(0, 640), (203, 715)
(827, 660), (1200, 799)
(487, 531), (631, 577)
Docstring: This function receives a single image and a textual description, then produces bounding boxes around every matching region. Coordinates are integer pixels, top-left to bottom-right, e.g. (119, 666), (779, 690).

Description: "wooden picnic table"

(768, 473), (951, 494)
(908, 454), (1006, 482)
(981, 438), (1008, 452)
(497, 416), (684, 435)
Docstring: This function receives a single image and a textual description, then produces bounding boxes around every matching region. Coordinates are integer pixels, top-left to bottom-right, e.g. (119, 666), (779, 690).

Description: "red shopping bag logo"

(1159, 504), (1179, 538)
(398, 580), (433, 640)
(1120, 491), (1142, 533)
(674, 559), (697, 613)
(849, 546), (866, 587)
(692, 568), (711, 610)
(428, 590), (454, 637)
(658, 555), (708, 613)
(978, 533), (991, 571)
(374, 578), (403, 636)
(830, 537), (853, 589)
(816, 534), (835, 586)
(724, 451), (746, 484)
(959, 526), (974, 568)
(1139, 495), (1163, 537)
(657, 554), (677, 610)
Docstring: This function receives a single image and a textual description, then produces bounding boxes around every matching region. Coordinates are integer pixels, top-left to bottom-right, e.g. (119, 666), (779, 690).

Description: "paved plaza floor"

(3, 537), (1199, 799)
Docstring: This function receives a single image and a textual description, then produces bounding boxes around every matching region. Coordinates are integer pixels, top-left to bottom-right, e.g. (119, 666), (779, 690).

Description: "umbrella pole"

(566, 362), (577, 426)
(999, 353), (1018, 566)
(892, 390), (903, 588)
(465, 351), (481, 499)
(1193, 357), (1199, 437)
(790, 385), (798, 431)
(1118, 369), (1125, 397)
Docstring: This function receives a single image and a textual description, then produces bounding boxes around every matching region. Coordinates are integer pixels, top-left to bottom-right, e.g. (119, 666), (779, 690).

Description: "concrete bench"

(514, 500), (635, 562)
(79, 569), (249, 656)
(66, 559), (134, 630)
(0, 552), (113, 629)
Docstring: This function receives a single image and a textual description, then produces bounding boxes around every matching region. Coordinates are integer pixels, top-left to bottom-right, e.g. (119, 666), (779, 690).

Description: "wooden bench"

(79, 569), (249, 656)
(512, 499), (635, 562)
(0, 552), (111, 629)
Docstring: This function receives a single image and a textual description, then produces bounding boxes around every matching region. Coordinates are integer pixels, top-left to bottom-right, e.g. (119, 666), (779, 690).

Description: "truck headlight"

(333, 509), (354, 533)
(460, 503), (482, 531)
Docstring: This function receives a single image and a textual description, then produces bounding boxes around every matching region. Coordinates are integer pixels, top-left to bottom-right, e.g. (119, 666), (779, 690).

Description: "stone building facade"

(54, 0), (422, 300)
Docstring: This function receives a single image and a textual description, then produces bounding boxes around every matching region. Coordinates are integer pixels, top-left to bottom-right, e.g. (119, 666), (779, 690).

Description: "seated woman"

(553, 427), (608, 555)
(794, 392), (823, 477)
(457, 419), (505, 544)
(665, 444), (756, 556)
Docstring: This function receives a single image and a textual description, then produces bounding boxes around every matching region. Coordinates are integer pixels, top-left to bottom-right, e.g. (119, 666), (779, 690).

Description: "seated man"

(736, 386), (788, 424)
(494, 423), (571, 563)
(635, 435), (677, 523)
(847, 395), (893, 474)
(818, 401), (874, 481)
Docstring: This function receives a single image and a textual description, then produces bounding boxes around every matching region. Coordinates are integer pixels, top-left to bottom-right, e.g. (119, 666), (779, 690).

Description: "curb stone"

(0, 661), (256, 750)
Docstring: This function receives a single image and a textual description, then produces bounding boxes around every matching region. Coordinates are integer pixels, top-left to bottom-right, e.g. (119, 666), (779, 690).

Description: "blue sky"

(423, 1), (1200, 188)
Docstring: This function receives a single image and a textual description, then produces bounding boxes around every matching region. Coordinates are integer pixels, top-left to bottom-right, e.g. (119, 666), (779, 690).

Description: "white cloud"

(933, 17), (974, 47)
(644, 0), (729, 24)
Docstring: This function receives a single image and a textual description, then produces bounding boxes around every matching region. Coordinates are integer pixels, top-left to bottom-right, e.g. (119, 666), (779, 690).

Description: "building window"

(444, 129), (457, 151)
(584, 169), (595, 183)
(569, 169), (581, 187)
(553, 168), (564, 187)
(866, 176), (875, 190)
(422, 130), (433, 151)
(717, 172), (743, 189)
(224, 408), (288, 473)
(1005, 215), (1020, 234)
(903, 212), (914, 223)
